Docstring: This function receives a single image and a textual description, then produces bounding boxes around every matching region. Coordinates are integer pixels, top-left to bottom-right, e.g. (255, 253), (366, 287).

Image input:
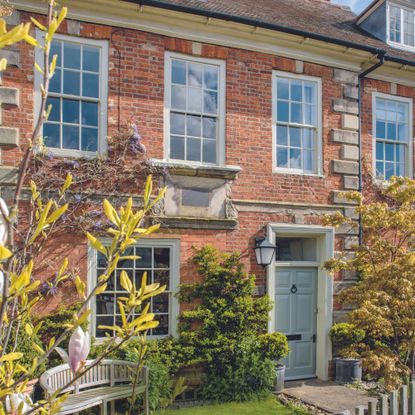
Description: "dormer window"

(388, 3), (415, 49)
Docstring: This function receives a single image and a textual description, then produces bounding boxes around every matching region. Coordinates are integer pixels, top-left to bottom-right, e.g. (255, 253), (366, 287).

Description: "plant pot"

(335, 358), (362, 382)
(274, 364), (285, 394)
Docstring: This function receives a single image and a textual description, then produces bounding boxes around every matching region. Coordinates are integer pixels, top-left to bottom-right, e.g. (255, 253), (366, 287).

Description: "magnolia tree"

(325, 176), (415, 390)
(0, 2), (166, 414)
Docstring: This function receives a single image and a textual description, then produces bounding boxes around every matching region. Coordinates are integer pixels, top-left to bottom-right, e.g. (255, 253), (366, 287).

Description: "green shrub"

(330, 323), (365, 356)
(257, 332), (289, 362)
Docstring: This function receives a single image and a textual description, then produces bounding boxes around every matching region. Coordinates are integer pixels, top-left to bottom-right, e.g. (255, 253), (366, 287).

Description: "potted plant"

(329, 323), (365, 382)
(257, 332), (289, 393)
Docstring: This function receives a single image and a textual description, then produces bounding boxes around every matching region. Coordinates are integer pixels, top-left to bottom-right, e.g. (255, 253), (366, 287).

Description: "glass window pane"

(398, 123), (408, 141)
(397, 144), (405, 164)
(83, 46), (100, 72)
(397, 163), (405, 177)
(136, 247), (152, 268)
(43, 123), (60, 148)
(376, 141), (384, 161)
(376, 161), (384, 178)
(203, 139), (216, 164)
(63, 43), (81, 69)
(376, 121), (386, 139)
(170, 135), (185, 160)
(290, 103), (302, 123)
(172, 60), (186, 84)
(385, 143), (394, 161)
(152, 315), (169, 336)
(387, 123), (397, 141)
(47, 97), (60, 122)
(96, 293), (115, 314)
(63, 70), (80, 95)
(202, 117), (216, 139)
(153, 293), (169, 313)
(171, 84), (186, 110)
(277, 147), (288, 168)
(154, 248), (170, 268)
(49, 69), (61, 93)
(276, 237), (317, 261)
(304, 83), (315, 103)
(187, 87), (203, 112)
(290, 127), (301, 148)
(170, 113), (185, 135)
(277, 125), (288, 145)
(62, 125), (79, 150)
(302, 129), (314, 149)
(96, 316), (114, 337)
(277, 101), (289, 122)
(203, 90), (217, 114)
(303, 150), (313, 172)
(62, 99), (79, 124)
(81, 127), (98, 151)
(291, 81), (302, 102)
(290, 148), (301, 169)
(187, 137), (201, 161)
(204, 66), (218, 90)
(82, 73), (99, 98)
(277, 79), (289, 100)
(187, 115), (201, 137)
(50, 41), (62, 67)
(304, 104), (315, 125)
(82, 102), (98, 126)
(385, 162), (394, 180)
(404, 10), (414, 46)
(154, 270), (170, 289)
(188, 63), (203, 87)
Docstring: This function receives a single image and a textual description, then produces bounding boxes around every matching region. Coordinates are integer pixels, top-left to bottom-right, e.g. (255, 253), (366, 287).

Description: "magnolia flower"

(5, 393), (32, 414)
(0, 197), (9, 245)
(56, 327), (90, 374)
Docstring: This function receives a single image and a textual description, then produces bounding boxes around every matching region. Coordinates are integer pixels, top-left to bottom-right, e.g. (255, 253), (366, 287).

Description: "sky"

(331, 0), (373, 14)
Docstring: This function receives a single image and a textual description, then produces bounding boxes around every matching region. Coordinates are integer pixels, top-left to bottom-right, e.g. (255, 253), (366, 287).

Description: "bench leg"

(110, 400), (115, 414)
(101, 401), (108, 415)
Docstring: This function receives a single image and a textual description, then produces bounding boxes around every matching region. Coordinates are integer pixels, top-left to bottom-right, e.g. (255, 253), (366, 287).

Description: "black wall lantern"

(254, 238), (277, 267)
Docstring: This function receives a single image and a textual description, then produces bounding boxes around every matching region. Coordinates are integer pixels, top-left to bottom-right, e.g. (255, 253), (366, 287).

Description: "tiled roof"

(133, 0), (415, 65)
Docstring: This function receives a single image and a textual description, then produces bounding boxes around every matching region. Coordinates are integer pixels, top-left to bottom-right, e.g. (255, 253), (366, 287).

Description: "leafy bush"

(257, 332), (289, 362)
(329, 323), (365, 357)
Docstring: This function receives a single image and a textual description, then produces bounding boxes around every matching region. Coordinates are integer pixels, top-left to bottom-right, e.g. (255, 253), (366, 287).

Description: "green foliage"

(177, 245), (282, 402)
(257, 332), (289, 362)
(329, 323), (365, 357)
(324, 177), (415, 389)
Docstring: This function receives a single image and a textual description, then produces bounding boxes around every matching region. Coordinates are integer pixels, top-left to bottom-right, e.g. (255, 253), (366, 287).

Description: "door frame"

(266, 223), (334, 380)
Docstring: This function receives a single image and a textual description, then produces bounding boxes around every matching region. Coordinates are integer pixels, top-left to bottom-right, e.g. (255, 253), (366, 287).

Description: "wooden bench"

(39, 359), (149, 415)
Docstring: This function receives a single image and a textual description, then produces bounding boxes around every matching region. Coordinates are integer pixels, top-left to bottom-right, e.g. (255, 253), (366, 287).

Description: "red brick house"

(3, 0), (415, 381)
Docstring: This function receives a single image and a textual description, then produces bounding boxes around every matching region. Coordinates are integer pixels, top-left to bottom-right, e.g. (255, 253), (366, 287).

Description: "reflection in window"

(95, 244), (172, 338)
(388, 4), (415, 49)
(374, 96), (410, 180)
(168, 55), (222, 164)
(275, 237), (317, 261)
(274, 75), (319, 173)
(42, 38), (103, 152)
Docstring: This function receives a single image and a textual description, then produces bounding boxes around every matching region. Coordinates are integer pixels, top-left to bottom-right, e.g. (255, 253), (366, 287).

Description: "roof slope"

(133, 0), (415, 64)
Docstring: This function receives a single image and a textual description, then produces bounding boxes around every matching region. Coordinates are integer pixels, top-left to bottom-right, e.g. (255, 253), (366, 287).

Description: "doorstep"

(283, 379), (377, 414)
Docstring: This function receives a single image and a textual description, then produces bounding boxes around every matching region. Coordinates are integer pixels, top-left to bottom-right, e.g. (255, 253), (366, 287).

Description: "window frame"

(164, 51), (226, 167)
(372, 92), (413, 181)
(88, 238), (180, 342)
(34, 31), (109, 157)
(387, 2), (415, 52)
(271, 70), (323, 176)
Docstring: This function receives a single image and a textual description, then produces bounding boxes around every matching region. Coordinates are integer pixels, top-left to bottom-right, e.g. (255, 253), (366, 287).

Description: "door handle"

(290, 284), (298, 294)
(312, 334), (316, 343)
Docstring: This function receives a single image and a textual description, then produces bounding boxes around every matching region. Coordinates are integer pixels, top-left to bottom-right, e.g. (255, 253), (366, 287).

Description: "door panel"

(275, 267), (317, 379)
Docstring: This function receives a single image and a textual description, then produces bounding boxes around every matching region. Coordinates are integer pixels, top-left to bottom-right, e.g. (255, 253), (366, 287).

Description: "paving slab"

(284, 379), (377, 414)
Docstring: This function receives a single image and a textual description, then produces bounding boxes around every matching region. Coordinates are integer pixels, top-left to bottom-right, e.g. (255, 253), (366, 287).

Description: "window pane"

(291, 81), (302, 102)
(376, 141), (384, 161)
(398, 123), (408, 141)
(49, 69), (61, 93)
(276, 237), (317, 261)
(277, 101), (289, 122)
(170, 113), (185, 135)
(290, 103), (302, 123)
(172, 60), (186, 84)
(187, 137), (201, 161)
(153, 293), (169, 313)
(302, 129), (314, 149)
(203, 139), (216, 164)
(188, 63), (203, 87)
(203, 117), (216, 139)
(83, 73), (99, 98)
(96, 294), (115, 314)
(290, 127), (301, 148)
(387, 123), (397, 141)
(62, 99), (79, 124)
(63, 43), (81, 69)
(376, 161), (384, 178)
(83, 46), (100, 72)
(82, 102), (98, 126)
(397, 162), (405, 176)
(277, 79), (289, 100)
(277, 147), (288, 168)
(96, 316), (114, 337)
(50, 41), (62, 67)
(63, 70), (80, 95)
(154, 270), (170, 289)
(277, 125), (288, 145)
(154, 248), (170, 268)
(397, 144), (405, 164)
(186, 115), (201, 137)
(404, 10), (414, 46)
(290, 148), (301, 169)
(204, 90), (217, 114)
(47, 97), (60, 122)
(385, 143), (394, 161)
(188, 87), (203, 112)
(81, 127), (98, 151)
(376, 121), (386, 139)
(170, 135), (185, 160)
(385, 162), (394, 180)
(390, 6), (401, 43)
(204, 66), (218, 90)
(303, 150), (313, 172)
(171, 84), (186, 110)
(304, 104), (315, 125)
(136, 247), (152, 268)
(62, 125), (79, 149)
(153, 315), (169, 335)
(43, 123), (60, 148)
(304, 83), (315, 103)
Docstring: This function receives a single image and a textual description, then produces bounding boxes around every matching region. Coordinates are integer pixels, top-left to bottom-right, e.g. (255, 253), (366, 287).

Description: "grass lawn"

(154, 395), (303, 415)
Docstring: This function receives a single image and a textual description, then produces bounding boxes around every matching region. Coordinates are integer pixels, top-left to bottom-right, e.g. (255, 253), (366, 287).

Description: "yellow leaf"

(34, 62), (44, 75)
(103, 199), (120, 226)
(0, 352), (23, 362)
(75, 275), (86, 299)
(95, 283), (107, 295)
(0, 245), (12, 261)
(62, 173), (72, 193)
(30, 17), (47, 31)
(25, 323), (33, 336)
(86, 232), (106, 255)
(120, 270), (132, 292)
(46, 203), (68, 224)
